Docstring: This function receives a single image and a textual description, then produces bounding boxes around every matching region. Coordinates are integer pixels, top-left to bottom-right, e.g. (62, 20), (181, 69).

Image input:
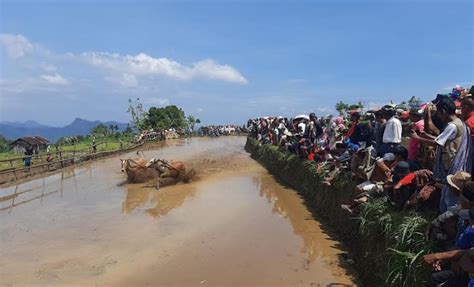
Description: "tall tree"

(127, 98), (147, 131)
(335, 101), (349, 115)
(187, 115), (196, 132)
(0, 135), (12, 153)
(92, 123), (109, 137)
(145, 105), (187, 130)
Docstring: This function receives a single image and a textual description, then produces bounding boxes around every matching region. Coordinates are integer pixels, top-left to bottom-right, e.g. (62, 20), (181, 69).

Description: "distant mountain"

(0, 118), (129, 142)
(0, 120), (48, 128)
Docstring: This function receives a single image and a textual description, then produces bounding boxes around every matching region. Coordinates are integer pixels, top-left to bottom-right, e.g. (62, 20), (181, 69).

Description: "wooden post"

(9, 184), (19, 214)
(59, 151), (64, 168)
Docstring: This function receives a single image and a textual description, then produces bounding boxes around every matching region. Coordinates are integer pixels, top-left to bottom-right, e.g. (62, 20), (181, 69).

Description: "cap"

(382, 153), (395, 161)
(393, 161), (410, 176)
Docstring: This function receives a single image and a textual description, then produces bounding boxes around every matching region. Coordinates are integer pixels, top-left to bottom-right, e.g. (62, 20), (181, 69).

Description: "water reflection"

(122, 183), (197, 218)
(0, 167), (91, 213)
(252, 174), (336, 264)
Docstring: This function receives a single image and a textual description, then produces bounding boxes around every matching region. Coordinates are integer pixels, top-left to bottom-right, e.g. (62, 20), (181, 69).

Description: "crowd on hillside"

(197, 125), (247, 137)
(135, 129), (183, 143)
(134, 125), (246, 142)
(248, 85), (474, 287)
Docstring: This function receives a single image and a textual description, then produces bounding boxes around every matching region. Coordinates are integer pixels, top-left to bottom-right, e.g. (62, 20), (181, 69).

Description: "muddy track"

(0, 137), (357, 287)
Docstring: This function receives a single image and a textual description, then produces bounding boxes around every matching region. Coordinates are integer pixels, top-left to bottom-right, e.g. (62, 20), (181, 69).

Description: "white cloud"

(1, 33), (248, 88)
(0, 34), (34, 59)
(80, 52), (248, 84)
(143, 97), (170, 106)
(316, 106), (333, 114)
(197, 107), (204, 113)
(191, 59), (247, 84)
(40, 63), (57, 72)
(120, 73), (138, 88)
(41, 73), (69, 85)
(1, 76), (68, 94)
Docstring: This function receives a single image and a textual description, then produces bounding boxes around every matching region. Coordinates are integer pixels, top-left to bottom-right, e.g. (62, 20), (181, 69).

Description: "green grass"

(0, 135), (135, 170)
(245, 138), (437, 287)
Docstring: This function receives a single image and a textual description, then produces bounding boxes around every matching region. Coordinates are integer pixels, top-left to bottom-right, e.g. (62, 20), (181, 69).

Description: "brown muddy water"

(0, 137), (357, 287)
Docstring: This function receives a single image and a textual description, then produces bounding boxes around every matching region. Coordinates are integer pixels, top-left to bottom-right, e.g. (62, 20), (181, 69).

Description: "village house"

(10, 136), (50, 154)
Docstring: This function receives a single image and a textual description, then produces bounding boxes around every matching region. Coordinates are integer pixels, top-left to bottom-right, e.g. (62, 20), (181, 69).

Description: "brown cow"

(121, 158), (194, 189)
(120, 158), (159, 184)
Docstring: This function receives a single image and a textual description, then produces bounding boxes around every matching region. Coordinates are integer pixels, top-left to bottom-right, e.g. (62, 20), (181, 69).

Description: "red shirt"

(466, 112), (474, 139)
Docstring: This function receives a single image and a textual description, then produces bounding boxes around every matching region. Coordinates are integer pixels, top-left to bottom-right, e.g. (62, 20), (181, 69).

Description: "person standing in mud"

(92, 138), (97, 153)
(23, 145), (34, 170)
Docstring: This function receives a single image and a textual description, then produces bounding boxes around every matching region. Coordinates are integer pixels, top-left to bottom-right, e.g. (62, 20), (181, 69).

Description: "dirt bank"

(245, 137), (432, 287)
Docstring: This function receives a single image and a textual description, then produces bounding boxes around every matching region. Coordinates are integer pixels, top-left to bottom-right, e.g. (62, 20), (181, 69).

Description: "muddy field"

(0, 137), (356, 287)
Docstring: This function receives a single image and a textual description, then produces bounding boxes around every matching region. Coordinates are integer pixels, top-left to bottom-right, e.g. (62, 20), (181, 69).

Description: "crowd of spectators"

(135, 128), (183, 143)
(248, 85), (474, 287)
(197, 125), (247, 137)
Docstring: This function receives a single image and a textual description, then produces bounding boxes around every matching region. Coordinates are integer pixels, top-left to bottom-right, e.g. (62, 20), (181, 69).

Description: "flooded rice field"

(0, 137), (356, 287)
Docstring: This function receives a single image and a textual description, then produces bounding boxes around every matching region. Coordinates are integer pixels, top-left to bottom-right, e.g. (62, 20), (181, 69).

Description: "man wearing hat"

(447, 172), (472, 196)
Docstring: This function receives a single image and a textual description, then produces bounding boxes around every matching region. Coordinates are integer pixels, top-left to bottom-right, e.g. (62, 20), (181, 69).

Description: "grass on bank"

(245, 138), (438, 287)
(0, 135), (135, 170)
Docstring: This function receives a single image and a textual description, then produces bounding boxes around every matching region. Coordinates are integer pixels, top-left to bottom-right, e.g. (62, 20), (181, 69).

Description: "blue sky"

(1, 0), (472, 126)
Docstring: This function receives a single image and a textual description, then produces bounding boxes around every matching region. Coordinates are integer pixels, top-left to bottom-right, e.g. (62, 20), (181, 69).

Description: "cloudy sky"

(0, 0), (472, 126)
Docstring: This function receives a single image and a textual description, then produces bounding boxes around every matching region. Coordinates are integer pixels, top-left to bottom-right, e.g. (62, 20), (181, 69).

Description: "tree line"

(127, 98), (200, 132)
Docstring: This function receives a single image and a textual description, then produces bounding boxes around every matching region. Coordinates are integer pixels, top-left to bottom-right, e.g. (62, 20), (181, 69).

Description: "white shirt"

(435, 123), (457, 146)
(298, 122), (306, 135)
(383, 116), (402, 143)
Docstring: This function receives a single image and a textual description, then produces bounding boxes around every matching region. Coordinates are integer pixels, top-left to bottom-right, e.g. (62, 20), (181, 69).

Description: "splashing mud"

(0, 137), (357, 286)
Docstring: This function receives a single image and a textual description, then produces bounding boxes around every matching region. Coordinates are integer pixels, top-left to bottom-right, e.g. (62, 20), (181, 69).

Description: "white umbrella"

(294, 114), (310, 120)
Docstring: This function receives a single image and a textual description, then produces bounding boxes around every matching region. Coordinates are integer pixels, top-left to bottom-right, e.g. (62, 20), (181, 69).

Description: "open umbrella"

(294, 114), (310, 120)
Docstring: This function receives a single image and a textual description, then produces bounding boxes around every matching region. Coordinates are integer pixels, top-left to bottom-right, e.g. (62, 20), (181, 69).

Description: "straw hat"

(446, 171), (472, 191)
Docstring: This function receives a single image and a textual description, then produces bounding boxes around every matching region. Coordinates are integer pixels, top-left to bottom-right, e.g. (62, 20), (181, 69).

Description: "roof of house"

(10, 136), (50, 146)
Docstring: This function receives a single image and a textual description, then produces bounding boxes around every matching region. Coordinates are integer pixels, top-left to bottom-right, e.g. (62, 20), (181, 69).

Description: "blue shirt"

(455, 225), (474, 250)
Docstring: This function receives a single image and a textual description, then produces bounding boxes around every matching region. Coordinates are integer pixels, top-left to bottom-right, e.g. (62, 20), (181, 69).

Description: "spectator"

(461, 97), (474, 132)
(380, 105), (402, 156)
(412, 96), (472, 212)
(408, 108), (425, 162)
